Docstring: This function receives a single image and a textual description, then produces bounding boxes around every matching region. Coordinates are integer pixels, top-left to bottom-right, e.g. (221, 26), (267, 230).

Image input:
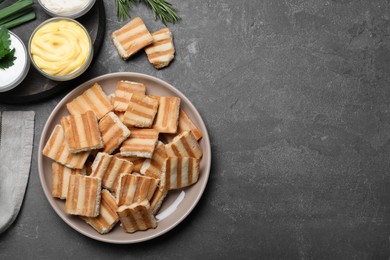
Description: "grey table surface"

(1, 0), (390, 258)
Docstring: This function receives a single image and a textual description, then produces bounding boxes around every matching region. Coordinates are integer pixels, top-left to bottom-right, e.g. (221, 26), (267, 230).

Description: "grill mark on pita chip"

(161, 157), (200, 190)
(61, 111), (103, 153)
(116, 174), (158, 206)
(113, 81), (146, 111)
(83, 92), (100, 118)
(140, 141), (168, 179)
(181, 136), (196, 158)
(81, 190), (119, 234)
(66, 83), (113, 119)
(98, 112), (131, 154)
(90, 152), (134, 193)
(165, 158), (171, 190)
(130, 109), (155, 119)
(52, 162), (85, 199)
(123, 94), (159, 128)
(152, 96), (180, 133)
(145, 28), (175, 69)
(43, 125), (89, 169)
(177, 158), (182, 188)
(113, 154), (145, 172)
(111, 17), (153, 60)
(65, 175), (101, 217)
(165, 131), (202, 159)
(117, 200), (157, 233)
(163, 109), (203, 142)
(120, 128), (159, 158)
(188, 158), (194, 184)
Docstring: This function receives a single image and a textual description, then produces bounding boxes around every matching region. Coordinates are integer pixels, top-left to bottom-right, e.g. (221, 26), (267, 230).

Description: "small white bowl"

(0, 31), (30, 92)
(37, 0), (96, 19)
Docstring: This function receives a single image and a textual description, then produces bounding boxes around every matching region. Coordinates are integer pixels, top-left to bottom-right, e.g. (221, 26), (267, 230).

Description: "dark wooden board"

(0, 0), (105, 104)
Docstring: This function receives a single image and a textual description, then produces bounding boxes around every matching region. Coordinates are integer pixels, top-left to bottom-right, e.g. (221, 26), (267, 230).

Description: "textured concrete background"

(1, 0), (390, 258)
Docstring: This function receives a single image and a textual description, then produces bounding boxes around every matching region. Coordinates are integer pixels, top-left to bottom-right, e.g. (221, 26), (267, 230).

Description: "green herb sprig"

(116, 0), (180, 25)
(116, 0), (135, 22)
(0, 26), (16, 69)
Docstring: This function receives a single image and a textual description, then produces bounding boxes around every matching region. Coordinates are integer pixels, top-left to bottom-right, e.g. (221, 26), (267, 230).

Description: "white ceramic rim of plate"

(37, 72), (212, 244)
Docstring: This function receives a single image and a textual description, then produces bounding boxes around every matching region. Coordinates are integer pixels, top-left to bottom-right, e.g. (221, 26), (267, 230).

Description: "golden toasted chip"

(116, 173), (158, 206)
(151, 96), (180, 133)
(117, 200), (157, 233)
(99, 112), (131, 154)
(42, 125), (89, 169)
(112, 81), (146, 111)
(140, 141), (168, 179)
(123, 94), (159, 128)
(165, 131), (202, 159)
(90, 152), (134, 193)
(61, 110), (103, 153)
(163, 109), (203, 142)
(65, 175), (101, 217)
(111, 17), (153, 60)
(160, 157), (200, 190)
(150, 188), (168, 215)
(52, 162), (85, 199)
(120, 128), (159, 158)
(113, 154), (145, 172)
(66, 83), (113, 120)
(145, 28), (175, 69)
(81, 190), (119, 234)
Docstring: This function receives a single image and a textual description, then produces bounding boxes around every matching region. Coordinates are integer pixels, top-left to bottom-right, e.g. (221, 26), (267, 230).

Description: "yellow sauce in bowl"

(30, 19), (91, 77)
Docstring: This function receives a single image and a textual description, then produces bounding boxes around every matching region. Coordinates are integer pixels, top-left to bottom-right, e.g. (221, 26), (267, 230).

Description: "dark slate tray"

(0, 0), (105, 104)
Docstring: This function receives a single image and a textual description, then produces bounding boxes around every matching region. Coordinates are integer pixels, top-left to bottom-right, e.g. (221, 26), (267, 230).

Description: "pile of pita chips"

(43, 80), (203, 234)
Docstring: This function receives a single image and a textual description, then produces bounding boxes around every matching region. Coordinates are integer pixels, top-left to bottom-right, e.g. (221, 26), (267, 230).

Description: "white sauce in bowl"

(0, 32), (29, 92)
(40, 0), (90, 14)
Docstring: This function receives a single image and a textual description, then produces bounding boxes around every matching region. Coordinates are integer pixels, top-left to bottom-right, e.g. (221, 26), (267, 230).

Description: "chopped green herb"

(0, 26), (11, 60)
(0, 47), (15, 69)
(0, 26), (16, 70)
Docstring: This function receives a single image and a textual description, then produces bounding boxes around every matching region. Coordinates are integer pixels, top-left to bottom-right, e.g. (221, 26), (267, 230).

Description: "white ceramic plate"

(38, 72), (211, 243)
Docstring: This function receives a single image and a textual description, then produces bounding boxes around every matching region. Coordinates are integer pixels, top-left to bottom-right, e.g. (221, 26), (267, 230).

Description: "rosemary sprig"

(115, 0), (180, 25)
(115, 0), (135, 21)
(143, 0), (180, 25)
